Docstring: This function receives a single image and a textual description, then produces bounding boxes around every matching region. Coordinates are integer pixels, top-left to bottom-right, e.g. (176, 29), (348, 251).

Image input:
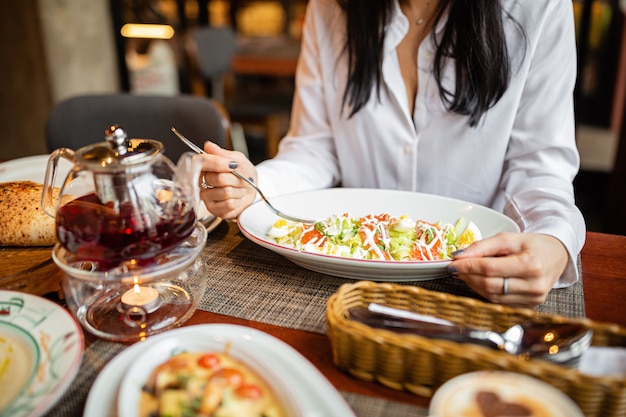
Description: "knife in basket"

(347, 303), (591, 364)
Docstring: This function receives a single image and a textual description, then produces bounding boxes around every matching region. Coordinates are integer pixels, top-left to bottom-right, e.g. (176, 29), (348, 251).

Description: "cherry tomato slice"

(212, 368), (244, 387)
(235, 383), (264, 400)
(197, 353), (221, 369)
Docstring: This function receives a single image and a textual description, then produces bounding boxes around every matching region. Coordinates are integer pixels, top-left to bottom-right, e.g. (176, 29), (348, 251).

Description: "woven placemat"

(44, 340), (123, 417)
(199, 222), (585, 335)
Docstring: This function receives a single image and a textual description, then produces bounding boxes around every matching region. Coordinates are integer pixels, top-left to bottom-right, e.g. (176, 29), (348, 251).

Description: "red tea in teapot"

(56, 192), (196, 270)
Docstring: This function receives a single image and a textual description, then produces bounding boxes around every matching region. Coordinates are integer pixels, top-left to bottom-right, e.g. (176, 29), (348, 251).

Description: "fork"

(171, 127), (317, 224)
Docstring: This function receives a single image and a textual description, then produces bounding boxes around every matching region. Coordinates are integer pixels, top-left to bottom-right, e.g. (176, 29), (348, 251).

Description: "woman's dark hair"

(336, 0), (520, 127)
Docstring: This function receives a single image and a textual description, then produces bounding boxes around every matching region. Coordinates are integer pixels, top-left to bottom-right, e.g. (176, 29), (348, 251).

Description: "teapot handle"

(175, 152), (202, 216)
(42, 148), (76, 218)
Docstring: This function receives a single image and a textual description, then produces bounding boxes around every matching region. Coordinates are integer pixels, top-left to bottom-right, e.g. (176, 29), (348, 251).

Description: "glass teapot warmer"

(54, 223), (207, 342)
(44, 125), (206, 342)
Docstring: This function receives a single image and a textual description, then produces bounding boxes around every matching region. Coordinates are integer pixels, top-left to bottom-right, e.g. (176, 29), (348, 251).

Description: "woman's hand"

(447, 233), (569, 308)
(197, 141), (257, 220)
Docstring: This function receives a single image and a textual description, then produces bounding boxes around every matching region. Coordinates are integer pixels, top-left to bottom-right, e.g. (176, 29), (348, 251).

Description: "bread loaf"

(0, 181), (57, 246)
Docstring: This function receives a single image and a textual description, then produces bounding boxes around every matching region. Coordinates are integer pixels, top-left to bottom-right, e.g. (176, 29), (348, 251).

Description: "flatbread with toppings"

(140, 351), (286, 417)
(0, 181), (57, 246)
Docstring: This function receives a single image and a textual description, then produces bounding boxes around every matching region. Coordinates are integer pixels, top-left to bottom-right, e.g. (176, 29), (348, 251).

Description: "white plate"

(0, 155), (222, 232)
(430, 371), (584, 416)
(85, 324), (355, 417)
(237, 188), (520, 281)
(0, 154), (72, 184)
(0, 290), (84, 417)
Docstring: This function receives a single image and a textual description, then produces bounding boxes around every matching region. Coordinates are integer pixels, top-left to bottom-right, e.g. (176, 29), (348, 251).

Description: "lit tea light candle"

(121, 284), (160, 313)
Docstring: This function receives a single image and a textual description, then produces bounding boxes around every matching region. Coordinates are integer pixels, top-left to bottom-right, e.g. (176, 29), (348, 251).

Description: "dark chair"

(46, 93), (231, 162)
(187, 26), (293, 159)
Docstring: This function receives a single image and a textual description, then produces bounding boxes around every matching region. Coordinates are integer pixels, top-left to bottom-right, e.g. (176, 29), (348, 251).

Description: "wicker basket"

(326, 280), (626, 417)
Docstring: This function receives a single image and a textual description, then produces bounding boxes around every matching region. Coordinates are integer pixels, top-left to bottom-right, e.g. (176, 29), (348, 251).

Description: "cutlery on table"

(348, 303), (592, 366)
(171, 127), (317, 224)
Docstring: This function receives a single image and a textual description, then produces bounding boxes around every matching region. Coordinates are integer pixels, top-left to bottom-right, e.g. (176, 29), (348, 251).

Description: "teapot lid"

(77, 125), (164, 168)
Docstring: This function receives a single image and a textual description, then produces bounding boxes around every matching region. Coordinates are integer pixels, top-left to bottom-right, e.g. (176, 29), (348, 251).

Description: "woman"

(197, 0), (586, 307)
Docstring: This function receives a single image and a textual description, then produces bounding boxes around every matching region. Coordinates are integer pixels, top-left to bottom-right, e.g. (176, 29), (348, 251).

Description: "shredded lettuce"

(266, 213), (482, 261)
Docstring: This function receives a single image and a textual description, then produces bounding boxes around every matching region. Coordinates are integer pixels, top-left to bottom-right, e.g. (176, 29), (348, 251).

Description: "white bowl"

(238, 188), (519, 281)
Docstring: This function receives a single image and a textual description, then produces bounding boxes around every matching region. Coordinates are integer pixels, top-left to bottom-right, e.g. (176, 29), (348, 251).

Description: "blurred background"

(1, 0), (625, 235)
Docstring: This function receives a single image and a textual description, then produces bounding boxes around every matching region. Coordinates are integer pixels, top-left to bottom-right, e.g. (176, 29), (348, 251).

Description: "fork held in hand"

(229, 170), (316, 224)
(171, 127), (205, 154)
(171, 127), (316, 224)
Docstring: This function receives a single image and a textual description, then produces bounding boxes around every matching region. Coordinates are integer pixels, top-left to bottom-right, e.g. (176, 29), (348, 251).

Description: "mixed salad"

(266, 213), (482, 261)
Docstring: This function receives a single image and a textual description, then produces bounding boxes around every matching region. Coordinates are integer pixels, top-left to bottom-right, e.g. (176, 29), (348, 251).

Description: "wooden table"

(2, 229), (626, 416)
(580, 231), (626, 326)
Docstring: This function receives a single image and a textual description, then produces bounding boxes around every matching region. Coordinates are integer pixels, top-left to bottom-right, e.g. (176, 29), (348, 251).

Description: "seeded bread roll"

(0, 181), (58, 246)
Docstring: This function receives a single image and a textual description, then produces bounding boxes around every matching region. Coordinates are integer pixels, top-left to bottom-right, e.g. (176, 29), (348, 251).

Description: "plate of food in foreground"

(237, 188), (520, 280)
(0, 290), (84, 417)
(84, 324), (355, 417)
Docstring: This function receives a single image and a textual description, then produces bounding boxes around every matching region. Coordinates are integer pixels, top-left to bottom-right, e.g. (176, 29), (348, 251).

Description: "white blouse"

(256, 0), (585, 286)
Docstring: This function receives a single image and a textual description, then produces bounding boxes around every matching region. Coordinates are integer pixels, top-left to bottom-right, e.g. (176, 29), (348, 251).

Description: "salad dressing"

(414, 220), (449, 260)
(267, 214), (482, 262)
(359, 217), (389, 259)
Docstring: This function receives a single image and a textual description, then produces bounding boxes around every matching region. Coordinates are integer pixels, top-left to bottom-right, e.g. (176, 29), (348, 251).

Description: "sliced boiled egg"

(457, 221), (482, 248)
(267, 219), (293, 239)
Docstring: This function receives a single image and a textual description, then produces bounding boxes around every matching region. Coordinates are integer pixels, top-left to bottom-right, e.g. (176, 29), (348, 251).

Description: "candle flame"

(121, 284), (159, 311)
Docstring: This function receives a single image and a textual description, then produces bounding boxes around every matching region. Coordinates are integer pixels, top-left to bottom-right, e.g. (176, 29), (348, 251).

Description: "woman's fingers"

(448, 233), (568, 307)
(203, 140), (236, 158)
(454, 271), (550, 307)
(199, 142), (257, 184)
(453, 232), (519, 258)
(196, 142), (258, 220)
(201, 188), (250, 220)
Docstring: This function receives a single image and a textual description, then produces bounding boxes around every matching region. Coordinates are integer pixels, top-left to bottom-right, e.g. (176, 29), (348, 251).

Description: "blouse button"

(403, 146), (412, 155)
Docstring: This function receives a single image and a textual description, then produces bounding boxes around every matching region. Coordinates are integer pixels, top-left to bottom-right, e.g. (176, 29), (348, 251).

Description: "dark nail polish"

(451, 249), (464, 257)
(229, 161), (238, 169)
(447, 265), (459, 277)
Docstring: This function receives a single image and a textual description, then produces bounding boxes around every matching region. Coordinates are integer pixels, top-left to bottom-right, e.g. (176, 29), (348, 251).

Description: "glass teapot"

(42, 125), (203, 270)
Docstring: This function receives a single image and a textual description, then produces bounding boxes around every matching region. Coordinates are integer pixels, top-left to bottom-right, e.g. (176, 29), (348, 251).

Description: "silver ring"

(201, 173), (213, 189)
(502, 277), (510, 295)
